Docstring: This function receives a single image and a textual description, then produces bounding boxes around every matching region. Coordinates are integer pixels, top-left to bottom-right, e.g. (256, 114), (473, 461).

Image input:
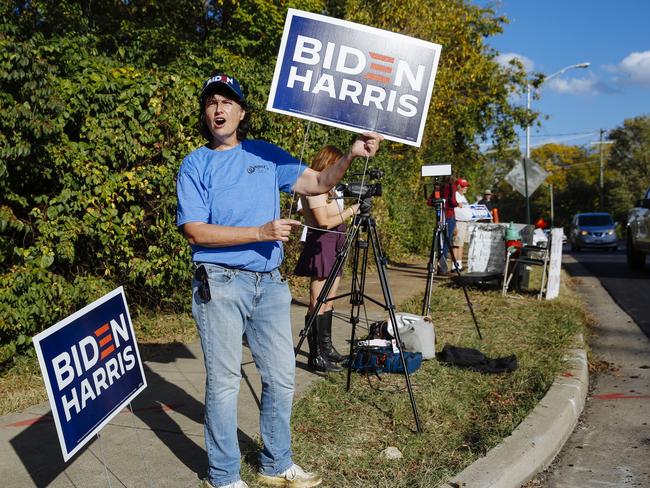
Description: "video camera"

(337, 168), (384, 200)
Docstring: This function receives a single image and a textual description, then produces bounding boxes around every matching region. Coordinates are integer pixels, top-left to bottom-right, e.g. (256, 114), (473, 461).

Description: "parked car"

(626, 186), (650, 269)
(569, 212), (618, 252)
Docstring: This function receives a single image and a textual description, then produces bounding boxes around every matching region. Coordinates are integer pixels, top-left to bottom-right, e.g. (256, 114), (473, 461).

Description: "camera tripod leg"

(367, 221), (422, 433)
(422, 223), (444, 317)
(440, 228), (483, 340)
(345, 223), (368, 392)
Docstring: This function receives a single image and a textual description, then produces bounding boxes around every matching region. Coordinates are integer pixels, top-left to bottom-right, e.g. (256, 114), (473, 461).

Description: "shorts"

(455, 221), (470, 248)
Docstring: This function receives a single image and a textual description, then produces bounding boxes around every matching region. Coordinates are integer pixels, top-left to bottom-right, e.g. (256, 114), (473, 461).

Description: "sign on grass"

(267, 9), (442, 147)
(33, 287), (146, 461)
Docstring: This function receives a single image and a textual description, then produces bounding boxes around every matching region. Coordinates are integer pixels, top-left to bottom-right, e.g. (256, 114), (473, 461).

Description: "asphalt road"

(533, 242), (650, 487)
(562, 243), (650, 339)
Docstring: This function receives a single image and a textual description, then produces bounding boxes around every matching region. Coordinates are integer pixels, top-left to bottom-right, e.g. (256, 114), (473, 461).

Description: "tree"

(0, 0), (536, 361)
(606, 116), (650, 223)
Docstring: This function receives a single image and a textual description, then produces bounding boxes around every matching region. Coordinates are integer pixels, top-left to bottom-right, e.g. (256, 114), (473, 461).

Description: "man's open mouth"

(213, 117), (226, 128)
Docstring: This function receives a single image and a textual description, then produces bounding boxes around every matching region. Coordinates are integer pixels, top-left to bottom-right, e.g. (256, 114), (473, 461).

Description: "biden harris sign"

(33, 287), (146, 461)
(267, 9), (442, 147)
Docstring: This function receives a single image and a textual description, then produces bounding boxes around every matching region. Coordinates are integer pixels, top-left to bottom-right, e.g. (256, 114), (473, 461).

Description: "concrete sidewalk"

(1, 262), (434, 487)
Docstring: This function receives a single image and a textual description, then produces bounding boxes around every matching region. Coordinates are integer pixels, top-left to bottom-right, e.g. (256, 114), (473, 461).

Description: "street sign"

(505, 158), (549, 196)
(33, 287), (147, 461)
(267, 9), (442, 147)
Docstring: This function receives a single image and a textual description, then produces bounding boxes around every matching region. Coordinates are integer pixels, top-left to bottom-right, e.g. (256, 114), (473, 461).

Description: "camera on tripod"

(421, 164), (452, 209)
(337, 168), (384, 200)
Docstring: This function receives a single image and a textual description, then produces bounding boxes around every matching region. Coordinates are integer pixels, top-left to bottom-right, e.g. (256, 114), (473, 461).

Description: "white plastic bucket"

(387, 312), (436, 359)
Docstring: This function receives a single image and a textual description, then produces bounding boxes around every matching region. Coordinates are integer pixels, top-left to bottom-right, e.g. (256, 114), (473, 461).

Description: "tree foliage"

(492, 115), (650, 231)
(1, 0), (530, 362)
(606, 116), (650, 223)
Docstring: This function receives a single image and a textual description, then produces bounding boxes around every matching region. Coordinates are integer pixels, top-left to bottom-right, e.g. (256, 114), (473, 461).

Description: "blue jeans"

(439, 216), (456, 272)
(192, 263), (295, 487)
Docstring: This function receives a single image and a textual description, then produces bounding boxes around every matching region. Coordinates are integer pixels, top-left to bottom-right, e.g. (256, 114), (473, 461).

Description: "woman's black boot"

(319, 310), (347, 363)
(306, 314), (342, 372)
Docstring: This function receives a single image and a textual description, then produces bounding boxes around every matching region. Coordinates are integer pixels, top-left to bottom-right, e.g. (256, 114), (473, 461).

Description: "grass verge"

(278, 276), (588, 488)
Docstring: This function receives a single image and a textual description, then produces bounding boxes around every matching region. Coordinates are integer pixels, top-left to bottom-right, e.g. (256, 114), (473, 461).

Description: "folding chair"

(502, 233), (551, 300)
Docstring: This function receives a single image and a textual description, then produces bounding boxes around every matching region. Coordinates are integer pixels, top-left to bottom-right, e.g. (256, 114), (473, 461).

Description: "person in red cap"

(453, 178), (471, 271)
(427, 175), (458, 275)
(177, 71), (383, 488)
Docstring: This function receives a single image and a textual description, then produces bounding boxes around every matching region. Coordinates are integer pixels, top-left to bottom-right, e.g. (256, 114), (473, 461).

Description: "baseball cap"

(456, 178), (469, 188)
(201, 73), (245, 103)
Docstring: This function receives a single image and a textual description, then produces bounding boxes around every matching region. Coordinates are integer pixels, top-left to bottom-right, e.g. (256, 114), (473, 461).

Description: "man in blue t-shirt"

(177, 72), (383, 488)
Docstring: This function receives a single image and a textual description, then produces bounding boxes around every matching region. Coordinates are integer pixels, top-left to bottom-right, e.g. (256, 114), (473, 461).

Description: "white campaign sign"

(467, 223), (506, 273)
(545, 228), (564, 299)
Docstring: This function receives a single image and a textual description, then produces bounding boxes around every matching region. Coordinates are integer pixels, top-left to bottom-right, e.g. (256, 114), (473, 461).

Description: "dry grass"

(259, 273), (590, 488)
(0, 356), (49, 415)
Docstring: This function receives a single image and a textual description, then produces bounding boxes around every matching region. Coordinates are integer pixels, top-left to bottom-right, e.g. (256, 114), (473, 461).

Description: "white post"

(524, 83), (531, 225)
(550, 182), (554, 228)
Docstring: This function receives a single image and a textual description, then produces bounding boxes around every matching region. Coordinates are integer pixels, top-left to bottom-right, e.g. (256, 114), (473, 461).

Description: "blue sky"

(474, 0), (650, 151)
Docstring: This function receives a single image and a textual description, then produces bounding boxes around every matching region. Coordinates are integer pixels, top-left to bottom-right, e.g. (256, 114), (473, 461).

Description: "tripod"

(295, 198), (422, 433)
(422, 193), (482, 339)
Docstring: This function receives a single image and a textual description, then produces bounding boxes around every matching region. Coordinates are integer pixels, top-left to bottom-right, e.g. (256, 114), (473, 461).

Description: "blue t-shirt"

(176, 140), (306, 272)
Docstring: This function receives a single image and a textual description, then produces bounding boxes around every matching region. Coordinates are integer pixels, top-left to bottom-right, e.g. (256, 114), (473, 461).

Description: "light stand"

(422, 180), (482, 339)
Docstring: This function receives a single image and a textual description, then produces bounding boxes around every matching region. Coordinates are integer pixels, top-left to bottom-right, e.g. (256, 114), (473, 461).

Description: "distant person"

(453, 178), (471, 271)
(294, 145), (360, 373)
(427, 175), (458, 275)
(478, 189), (494, 211)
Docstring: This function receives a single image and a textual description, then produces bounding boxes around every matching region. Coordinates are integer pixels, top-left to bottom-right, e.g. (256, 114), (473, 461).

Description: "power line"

(530, 131), (598, 138)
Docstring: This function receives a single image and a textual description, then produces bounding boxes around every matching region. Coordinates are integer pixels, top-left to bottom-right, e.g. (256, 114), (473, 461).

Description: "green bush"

(1, 1), (528, 363)
(0, 267), (113, 363)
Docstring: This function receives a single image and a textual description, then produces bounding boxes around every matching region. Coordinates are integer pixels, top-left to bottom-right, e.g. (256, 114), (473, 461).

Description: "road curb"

(440, 336), (588, 488)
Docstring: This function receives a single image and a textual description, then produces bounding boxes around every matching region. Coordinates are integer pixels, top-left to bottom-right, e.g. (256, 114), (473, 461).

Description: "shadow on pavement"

(564, 247), (650, 340)
(9, 342), (257, 486)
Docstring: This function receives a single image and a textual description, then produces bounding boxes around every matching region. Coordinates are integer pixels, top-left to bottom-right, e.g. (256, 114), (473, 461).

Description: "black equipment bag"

(437, 344), (517, 374)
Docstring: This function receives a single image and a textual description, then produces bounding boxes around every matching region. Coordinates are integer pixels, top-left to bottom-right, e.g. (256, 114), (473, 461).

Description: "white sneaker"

(257, 463), (322, 487)
(201, 479), (249, 488)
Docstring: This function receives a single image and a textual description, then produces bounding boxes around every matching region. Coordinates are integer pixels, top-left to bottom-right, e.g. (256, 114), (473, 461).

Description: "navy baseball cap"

(200, 73), (245, 103)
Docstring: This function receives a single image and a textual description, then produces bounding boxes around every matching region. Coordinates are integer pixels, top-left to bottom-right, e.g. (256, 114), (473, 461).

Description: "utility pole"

(599, 128), (605, 211)
(591, 132), (613, 211)
(523, 62), (590, 225)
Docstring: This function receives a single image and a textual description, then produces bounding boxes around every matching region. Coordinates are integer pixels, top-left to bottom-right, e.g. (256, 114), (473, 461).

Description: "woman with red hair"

(294, 145), (360, 372)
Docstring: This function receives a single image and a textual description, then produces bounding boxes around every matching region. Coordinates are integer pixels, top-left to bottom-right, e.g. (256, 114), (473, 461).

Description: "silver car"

(569, 212), (618, 251)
